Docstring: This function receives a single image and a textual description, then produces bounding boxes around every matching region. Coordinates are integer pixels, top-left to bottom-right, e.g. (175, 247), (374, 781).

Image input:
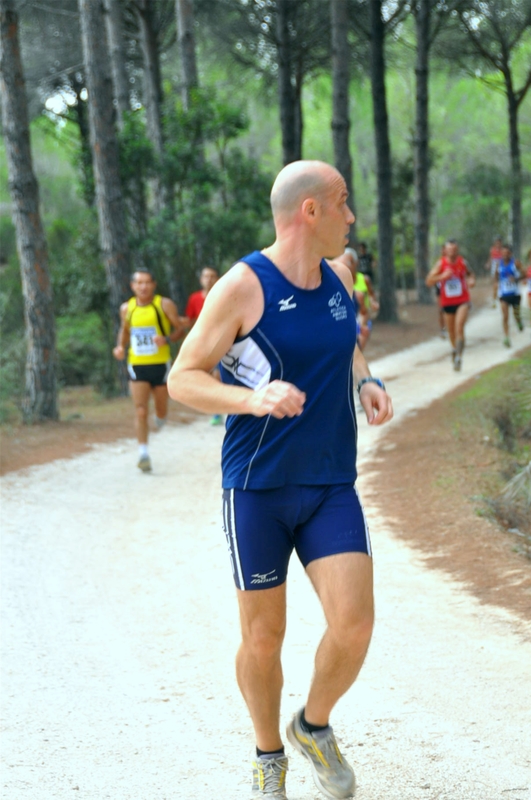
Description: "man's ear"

(301, 197), (318, 221)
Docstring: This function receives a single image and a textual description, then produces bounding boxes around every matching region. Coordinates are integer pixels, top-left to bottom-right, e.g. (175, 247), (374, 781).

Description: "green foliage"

(56, 312), (114, 390)
(0, 217), (17, 266)
(142, 90), (274, 296)
(0, 336), (25, 423)
(456, 351), (531, 454)
(451, 350), (531, 547)
(48, 214), (109, 317)
(117, 111), (156, 188)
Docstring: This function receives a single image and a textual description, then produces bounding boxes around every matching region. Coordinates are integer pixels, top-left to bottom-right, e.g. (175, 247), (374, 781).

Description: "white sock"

(139, 444), (149, 459)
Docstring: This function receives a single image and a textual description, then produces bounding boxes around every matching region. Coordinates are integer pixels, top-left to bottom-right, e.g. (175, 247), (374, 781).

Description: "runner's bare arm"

(153, 298), (184, 346)
(464, 261), (476, 288)
(328, 258), (393, 423)
(167, 264), (306, 418)
(353, 345), (393, 426)
(426, 259), (450, 286)
(112, 303), (130, 361)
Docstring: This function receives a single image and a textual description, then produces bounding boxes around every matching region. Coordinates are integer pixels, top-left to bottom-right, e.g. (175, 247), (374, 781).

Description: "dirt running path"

(1, 303), (530, 800)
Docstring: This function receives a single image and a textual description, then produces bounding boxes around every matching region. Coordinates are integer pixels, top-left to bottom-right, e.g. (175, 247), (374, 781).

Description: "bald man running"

(168, 161), (393, 799)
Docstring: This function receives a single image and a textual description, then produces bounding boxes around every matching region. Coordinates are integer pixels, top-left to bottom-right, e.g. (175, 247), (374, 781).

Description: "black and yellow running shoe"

(251, 755), (289, 798)
(286, 710), (355, 799)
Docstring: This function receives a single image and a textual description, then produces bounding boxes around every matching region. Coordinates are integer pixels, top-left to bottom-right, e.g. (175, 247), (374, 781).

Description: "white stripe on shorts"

(354, 484), (372, 557)
(228, 489), (245, 590)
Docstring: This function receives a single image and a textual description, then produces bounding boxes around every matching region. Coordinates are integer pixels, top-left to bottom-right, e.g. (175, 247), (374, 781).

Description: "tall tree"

(369, 0), (398, 321)
(0, 0), (58, 421)
(103, 0), (130, 123)
(457, 0), (531, 259)
(136, 0), (164, 158)
(330, 0), (356, 237)
(413, 0), (431, 303)
(277, 0), (300, 163)
(198, 0), (330, 165)
(176, 0), (199, 109)
(78, 0), (131, 389)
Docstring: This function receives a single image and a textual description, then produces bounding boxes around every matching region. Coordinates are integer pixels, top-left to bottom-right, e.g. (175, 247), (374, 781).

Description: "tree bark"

(0, 0), (58, 422)
(78, 0), (131, 392)
(137, 0), (184, 305)
(176, 0), (198, 110)
(369, 0), (397, 321)
(137, 0), (164, 157)
(414, 0), (432, 303)
(103, 0), (130, 125)
(276, 0), (300, 164)
(330, 0), (356, 240)
(506, 77), (522, 260)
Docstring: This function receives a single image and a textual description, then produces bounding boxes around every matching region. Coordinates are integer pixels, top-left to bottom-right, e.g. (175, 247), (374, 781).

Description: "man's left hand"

(359, 384), (394, 426)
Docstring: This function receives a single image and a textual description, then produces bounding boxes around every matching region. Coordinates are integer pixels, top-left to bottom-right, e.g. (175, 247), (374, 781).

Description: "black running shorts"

(127, 361), (171, 386)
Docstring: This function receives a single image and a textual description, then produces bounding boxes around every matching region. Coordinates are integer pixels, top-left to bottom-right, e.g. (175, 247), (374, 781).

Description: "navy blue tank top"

(498, 259), (519, 298)
(220, 251), (358, 490)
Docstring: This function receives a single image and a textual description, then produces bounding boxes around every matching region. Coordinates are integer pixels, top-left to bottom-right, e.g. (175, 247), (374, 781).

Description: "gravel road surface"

(2, 302), (530, 799)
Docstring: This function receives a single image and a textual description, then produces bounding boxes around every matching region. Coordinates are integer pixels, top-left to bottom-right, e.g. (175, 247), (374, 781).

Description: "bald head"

(270, 160), (342, 222)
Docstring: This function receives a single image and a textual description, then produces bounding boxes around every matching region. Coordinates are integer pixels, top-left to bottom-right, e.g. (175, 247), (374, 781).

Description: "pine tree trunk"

(330, 0), (356, 239)
(104, 0), (148, 266)
(0, 0), (58, 422)
(71, 72), (95, 207)
(276, 0), (299, 165)
(79, 0), (131, 393)
(369, 0), (397, 322)
(103, 0), (130, 122)
(176, 0), (198, 109)
(414, 0), (432, 304)
(506, 80), (522, 259)
(137, 0), (182, 304)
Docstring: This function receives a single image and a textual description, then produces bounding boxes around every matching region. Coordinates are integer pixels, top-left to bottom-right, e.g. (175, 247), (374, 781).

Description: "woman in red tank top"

(426, 239), (475, 371)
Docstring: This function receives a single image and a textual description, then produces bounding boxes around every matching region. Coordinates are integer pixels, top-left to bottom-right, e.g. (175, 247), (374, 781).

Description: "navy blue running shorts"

(222, 483), (371, 591)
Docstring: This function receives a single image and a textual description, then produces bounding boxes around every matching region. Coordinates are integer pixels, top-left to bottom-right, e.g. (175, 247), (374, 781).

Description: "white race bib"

(131, 326), (158, 356)
(445, 278), (462, 298)
(499, 277), (517, 296)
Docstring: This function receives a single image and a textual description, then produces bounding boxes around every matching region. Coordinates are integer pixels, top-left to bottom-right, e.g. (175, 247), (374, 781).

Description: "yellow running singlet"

(126, 295), (171, 366)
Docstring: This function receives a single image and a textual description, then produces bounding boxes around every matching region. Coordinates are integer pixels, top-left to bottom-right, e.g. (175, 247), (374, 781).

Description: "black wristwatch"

(357, 377), (385, 394)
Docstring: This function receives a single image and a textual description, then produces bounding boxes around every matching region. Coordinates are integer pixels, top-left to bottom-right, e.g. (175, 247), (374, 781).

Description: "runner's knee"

(329, 607), (374, 651)
(242, 617), (286, 661)
(135, 405), (149, 421)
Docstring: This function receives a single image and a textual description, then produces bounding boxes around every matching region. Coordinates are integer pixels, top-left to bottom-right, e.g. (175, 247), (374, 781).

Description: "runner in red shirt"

(183, 265), (222, 424)
(184, 265), (220, 325)
(426, 239), (475, 371)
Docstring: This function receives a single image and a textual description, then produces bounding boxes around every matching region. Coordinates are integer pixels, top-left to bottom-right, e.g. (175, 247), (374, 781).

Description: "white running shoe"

(286, 710), (355, 799)
(137, 455), (152, 472)
(251, 755), (289, 798)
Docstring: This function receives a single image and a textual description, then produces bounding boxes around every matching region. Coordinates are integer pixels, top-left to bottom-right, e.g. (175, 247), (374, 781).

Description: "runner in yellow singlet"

(113, 269), (183, 472)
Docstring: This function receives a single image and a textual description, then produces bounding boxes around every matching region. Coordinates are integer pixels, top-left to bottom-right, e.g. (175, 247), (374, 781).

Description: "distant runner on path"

(113, 269), (182, 472)
(495, 243), (525, 347)
(486, 235), (503, 307)
(183, 265), (220, 328)
(525, 247), (531, 326)
(168, 160), (393, 799)
(182, 265), (223, 425)
(426, 239), (475, 372)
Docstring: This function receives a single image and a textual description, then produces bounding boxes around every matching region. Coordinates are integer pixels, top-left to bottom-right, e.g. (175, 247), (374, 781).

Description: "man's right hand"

(244, 380), (306, 419)
(113, 345), (125, 361)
